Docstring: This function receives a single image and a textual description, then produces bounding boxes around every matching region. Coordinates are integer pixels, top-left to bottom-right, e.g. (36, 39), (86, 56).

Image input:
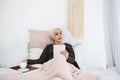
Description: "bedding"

(28, 48), (43, 60)
(0, 58), (120, 80)
(0, 28), (119, 80)
(28, 27), (81, 49)
(1, 66), (120, 80)
(82, 66), (120, 80)
(0, 55), (101, 80)
(28, 30), (53, 49)
(0, 68), (18, 75)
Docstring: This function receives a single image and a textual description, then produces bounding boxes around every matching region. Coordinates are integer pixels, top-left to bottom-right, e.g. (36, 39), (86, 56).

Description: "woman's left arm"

(66, 43), (75, 64)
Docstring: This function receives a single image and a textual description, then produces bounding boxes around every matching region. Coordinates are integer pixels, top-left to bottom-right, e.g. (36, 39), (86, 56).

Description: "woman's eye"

(55, 33), (58, 35)
(60, 33), (62, 35)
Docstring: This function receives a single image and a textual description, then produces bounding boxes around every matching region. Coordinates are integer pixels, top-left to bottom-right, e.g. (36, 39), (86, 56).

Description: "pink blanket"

(0, 55), (101, 80)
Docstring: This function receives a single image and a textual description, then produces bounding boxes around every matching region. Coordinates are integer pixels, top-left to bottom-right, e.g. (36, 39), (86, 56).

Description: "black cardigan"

(28, 43), (80, 69)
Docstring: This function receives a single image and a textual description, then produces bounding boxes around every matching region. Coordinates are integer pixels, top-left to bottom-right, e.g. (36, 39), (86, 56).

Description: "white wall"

(0, 0), (106, 68)
(77, 0), (106, 68)
(116, 0), (120, 37)
(0, 0), (67, 48)
(0, 0), (67, 67)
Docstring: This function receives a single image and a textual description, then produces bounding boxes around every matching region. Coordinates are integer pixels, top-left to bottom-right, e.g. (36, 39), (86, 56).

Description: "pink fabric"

(28, 30), (53, 49)
(0, 55), (101, 80)
(0, 73), (30, 80)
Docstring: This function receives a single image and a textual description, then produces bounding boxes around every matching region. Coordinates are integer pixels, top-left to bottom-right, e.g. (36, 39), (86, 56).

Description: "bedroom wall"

(76, 0), (106, 69)
(0, 0), (67, 67)
(116, 0), (120, 36)
(0, 0), (67, 49)
(0, 0), (106, 68)
(0, 0), (66, 46)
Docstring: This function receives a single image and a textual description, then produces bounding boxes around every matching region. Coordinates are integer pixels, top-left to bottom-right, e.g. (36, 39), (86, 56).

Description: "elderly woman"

(27, 27), (80, 69)
(23, 28), (100, 80)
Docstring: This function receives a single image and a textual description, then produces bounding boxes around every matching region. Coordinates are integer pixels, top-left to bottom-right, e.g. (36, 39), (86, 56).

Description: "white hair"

(50, 27), (62, 39)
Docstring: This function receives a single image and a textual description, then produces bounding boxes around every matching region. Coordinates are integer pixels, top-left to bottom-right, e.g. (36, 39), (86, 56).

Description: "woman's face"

(53, 29), (62, 43)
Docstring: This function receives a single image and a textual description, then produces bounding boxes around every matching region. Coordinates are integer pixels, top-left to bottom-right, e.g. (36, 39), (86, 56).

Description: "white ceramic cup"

(19, 62), (27, 69)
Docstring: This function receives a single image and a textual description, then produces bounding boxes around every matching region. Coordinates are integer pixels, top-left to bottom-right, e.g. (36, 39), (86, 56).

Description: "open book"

(53, 45), (65, 57)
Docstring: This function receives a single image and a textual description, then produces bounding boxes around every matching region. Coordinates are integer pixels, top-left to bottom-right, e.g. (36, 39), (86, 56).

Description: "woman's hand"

(60, 50), (69, 60)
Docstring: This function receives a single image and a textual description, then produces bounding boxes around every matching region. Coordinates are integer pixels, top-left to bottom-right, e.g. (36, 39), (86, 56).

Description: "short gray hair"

(50, 27), (62, 39)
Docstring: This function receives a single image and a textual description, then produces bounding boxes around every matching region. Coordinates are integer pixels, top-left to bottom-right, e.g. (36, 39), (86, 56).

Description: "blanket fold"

(0, 55), (101, 80)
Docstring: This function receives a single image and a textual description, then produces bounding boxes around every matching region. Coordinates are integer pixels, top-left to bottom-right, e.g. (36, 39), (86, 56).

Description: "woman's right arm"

(27, 45), (49, 65)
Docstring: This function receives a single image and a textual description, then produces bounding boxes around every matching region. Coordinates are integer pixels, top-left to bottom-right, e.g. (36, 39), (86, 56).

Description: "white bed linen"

(0, 64), (42, 75)
(0, 65), (120, 80)
(82, 66), (120, 80)
(0, 68), (18, 75)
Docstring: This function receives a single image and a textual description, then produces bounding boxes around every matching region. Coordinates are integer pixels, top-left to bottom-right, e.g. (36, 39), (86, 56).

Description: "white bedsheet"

(0, 68), (18, 75)
(0, 65), (120, 80)
(82, 66), (120, 80)
(0, 64), (42, 75)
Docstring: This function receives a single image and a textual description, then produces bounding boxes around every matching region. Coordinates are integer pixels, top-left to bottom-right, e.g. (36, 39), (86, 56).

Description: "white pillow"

(28, 48), (43, 60)
(62, 27), (81, 46)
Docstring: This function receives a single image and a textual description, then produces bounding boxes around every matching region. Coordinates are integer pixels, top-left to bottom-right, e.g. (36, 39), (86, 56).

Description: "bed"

(0, 45), (120, 80)
(0, 28), (120, 80)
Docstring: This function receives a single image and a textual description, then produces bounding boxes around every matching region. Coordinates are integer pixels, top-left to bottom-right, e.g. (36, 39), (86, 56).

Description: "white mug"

(19, 62), (27, 69)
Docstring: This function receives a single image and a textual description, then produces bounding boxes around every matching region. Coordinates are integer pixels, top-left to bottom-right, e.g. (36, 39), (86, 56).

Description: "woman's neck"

(54, 41), (63, 45)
